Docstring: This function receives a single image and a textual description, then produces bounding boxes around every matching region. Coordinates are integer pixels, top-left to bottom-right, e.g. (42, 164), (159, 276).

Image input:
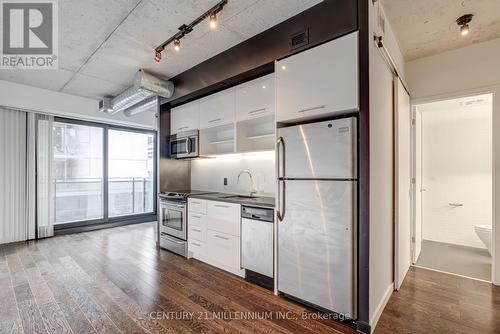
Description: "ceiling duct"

(99, 69), (174, 115)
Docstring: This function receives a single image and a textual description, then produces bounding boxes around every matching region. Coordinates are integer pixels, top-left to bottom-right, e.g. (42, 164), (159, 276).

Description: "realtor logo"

(1, 0), (58, 69)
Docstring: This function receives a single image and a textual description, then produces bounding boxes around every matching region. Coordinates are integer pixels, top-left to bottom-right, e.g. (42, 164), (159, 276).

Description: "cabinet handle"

(191, 215), (202, 219)
(191, 201), (201, 204)
(191, 242), (202, 247)
(178, 126), (189, 130)
(214, 204), (230, 208)
(248, 108), (266, 115)
(298, 105), (326, 114)
(214, 235), (230, 240)
(192, 228), (202, 232)
(208, 118), (222, 123)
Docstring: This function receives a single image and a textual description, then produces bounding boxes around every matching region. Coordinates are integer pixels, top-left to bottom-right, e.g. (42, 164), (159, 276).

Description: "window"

(43, 118), (156, 230)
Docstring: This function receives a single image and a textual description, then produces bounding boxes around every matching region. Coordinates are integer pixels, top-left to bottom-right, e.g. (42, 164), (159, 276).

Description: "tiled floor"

(416, 239), (491, 281)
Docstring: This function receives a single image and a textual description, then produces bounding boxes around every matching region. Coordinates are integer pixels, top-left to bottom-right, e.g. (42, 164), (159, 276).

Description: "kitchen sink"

(220, 195), (260, 200)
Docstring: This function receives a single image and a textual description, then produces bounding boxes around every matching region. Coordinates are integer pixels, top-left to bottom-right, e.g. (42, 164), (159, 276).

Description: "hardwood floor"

(0, 222), (356, 334)
(376, 267), (500, 334)
(2, 222), (499, 334)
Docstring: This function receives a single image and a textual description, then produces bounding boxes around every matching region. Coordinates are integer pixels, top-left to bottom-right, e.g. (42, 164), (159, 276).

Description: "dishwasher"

(241, 205), (274, 289)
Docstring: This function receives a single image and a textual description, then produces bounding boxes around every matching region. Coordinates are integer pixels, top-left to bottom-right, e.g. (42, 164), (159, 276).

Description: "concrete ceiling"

(0, 0), (321, 100)
(381, 0), (500, 61)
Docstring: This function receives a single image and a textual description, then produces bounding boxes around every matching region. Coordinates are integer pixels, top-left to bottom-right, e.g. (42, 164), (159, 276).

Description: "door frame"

(394, 77), (412, 290)
(410, 88), (496, 283)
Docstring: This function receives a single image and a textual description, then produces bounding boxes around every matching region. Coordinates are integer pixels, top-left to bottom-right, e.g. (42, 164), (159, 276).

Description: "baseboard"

(369, 282), (394, 331)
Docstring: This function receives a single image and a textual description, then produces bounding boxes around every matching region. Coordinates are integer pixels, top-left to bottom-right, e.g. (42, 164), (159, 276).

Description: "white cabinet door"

(235, 74), (275, 121)
(171, 101), (200, 134)
(206, 201), (240, 236)
(276, 32), (359, 123)
(199, 89), (235, 128)
(207, 230), (240, 269)
(188, 198), (207, 214)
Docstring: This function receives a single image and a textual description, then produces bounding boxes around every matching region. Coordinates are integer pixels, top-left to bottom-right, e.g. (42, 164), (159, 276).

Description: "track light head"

(209, 12), (217, 29)
(154, 51), (162, 62)
(173, 39), (181, 51)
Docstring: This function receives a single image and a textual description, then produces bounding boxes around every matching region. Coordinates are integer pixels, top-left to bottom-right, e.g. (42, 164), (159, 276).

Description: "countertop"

(189, 192), (275, 208)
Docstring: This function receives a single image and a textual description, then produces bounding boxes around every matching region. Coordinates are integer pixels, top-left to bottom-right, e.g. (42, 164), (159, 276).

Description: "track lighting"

(154, 0), (227, 64)
(173, 39), (181, 51)
(457, 14), (473, 36)
(209, 12), (217, 29)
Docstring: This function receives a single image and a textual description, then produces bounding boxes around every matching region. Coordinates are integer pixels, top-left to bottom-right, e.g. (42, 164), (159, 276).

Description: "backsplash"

(191, 151), (275, 196)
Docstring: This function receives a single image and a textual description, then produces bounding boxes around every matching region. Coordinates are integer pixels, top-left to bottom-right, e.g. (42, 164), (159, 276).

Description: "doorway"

(412, 93), (493, 281)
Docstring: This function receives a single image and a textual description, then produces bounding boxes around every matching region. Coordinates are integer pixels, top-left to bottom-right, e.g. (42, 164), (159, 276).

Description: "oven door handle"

(162, 203), (186, 208)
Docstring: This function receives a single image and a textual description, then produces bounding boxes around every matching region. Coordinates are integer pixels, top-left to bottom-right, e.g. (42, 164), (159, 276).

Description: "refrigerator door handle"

(277, 136), (285, 178)
(277, 179), (286, 222)
(277, 136), (286, 221)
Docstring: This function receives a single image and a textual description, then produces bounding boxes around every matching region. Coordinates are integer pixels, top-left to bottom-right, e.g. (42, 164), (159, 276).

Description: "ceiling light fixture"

(153, 0), (227, 63)
(209, 13), (217, 29)
(456, 14), (473, 36)
(173, 39), (181, 51)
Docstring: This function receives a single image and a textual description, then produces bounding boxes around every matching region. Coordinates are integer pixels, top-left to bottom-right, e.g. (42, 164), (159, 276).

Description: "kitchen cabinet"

(235, 74), (275, 121)
(199, 89), (235, 129)
(171, 101), (199, 134)
(207, 231), (240, 270)
(187, 198), (244, 277)
(276, 31), (359, 123)
(207, 201), (240, 236)
(199, 123), (235, 155)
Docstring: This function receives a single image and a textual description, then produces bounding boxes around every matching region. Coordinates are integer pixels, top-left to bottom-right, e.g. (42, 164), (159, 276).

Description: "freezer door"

(278, 180), (356, 317)
(277, 117), (356, 179)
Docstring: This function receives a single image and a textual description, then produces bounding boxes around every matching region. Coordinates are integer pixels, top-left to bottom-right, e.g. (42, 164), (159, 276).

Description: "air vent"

(289, 29), (309, 50)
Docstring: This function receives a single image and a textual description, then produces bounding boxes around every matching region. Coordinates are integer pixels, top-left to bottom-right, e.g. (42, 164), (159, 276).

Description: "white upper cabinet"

(170, 101), (199, 134)
(199, 89), (235, 129)
(276, 31), (359, 123)
(235, 74), (275, 121)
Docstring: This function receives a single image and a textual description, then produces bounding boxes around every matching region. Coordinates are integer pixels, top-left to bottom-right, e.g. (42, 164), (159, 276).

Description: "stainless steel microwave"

(169, 130), (199, 159)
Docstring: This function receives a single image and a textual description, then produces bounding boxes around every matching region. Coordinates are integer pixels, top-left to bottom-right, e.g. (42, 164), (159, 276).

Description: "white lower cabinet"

(207, 231), (240, 270)
(187, 198), (244, 277)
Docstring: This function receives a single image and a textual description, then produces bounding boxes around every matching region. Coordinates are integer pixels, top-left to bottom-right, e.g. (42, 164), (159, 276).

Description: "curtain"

(36, 114), (55, 238)
(0, 107), (27, 244)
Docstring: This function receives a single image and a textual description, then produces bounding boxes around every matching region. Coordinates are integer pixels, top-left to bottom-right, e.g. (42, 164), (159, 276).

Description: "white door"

(394, 78), (412, 290)
(412, 108), (423, 263)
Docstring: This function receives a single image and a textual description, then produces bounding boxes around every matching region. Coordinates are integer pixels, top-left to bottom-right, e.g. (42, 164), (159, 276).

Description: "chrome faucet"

(237, 170), (257, 197)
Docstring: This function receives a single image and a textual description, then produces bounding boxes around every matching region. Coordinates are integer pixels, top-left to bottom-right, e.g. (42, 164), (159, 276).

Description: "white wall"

(0, 79), (157, 129)
(406, 37), (500, 284)
(191, 151), (275, 196)
(419, 96), (492, 249)
(368, 0), (404, 328)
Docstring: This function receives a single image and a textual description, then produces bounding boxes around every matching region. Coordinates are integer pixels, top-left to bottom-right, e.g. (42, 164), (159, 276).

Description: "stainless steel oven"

(159, 198), (188, 257)
(169, 130), (199, 159)
(160, 199), (186, 240)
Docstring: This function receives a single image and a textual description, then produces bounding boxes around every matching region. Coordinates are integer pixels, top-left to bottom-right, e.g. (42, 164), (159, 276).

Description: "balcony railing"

(54, 177), (154, 224)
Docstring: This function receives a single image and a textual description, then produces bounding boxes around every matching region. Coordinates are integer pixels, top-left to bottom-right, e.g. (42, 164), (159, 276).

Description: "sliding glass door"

(53, 121), (104, 223)
(41, 117), (156, 231)
(108, 129), (155, 217)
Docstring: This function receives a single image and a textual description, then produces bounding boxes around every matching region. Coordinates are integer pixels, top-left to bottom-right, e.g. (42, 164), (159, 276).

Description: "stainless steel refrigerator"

(276, 117), (357, 318)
